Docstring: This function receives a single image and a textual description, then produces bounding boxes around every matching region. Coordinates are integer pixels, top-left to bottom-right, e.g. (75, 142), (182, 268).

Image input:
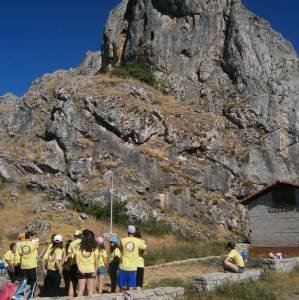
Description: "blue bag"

(13, 280), (31, 300)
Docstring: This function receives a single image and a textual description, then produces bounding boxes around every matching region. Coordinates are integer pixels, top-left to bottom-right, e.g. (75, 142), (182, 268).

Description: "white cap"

(128, 225), (136, 234)
(53, 235), (63, 243)
(74, 230), (82, 236)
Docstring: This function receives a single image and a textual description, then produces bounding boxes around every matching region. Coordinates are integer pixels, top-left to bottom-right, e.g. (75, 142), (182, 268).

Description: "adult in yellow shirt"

(117, 225), (147, 291)
(42, 235), (64, 297)
(15, 231), (39, 297)
(67, 230), (82, 297)
(76, 229), (98, 296)
(95, 236), (107, 294)
(3, 243), (16, 281)
(223, 242), (245, 273)
(108, 235), (121, 293)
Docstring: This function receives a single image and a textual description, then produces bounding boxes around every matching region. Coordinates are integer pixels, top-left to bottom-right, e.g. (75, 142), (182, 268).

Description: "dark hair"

(51, 234), (56, 242)
(110, 242), (119, 252)
(98, 243), (106, 250)
(25, 231), (34, 239)
(134, 227), (142, 239)
(226, 241), (236, 250)
(80, 229), (97, 252)
(65, 240), (72, 253)
(49, 241), (63, 257)
(10, 243), (16, 251)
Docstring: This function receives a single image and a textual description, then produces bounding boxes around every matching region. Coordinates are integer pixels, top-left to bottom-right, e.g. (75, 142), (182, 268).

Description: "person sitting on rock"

(223, 242), (245, 273)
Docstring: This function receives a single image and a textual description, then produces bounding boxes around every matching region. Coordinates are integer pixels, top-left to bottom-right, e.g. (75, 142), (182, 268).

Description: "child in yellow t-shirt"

(3, 243), (16, 281)
(76, 230), (98, 296)
(223, 242), (245, 273)
(95, 236), (107, 294)
(108, 235), (121, 293)
(42, 235), (64, 297)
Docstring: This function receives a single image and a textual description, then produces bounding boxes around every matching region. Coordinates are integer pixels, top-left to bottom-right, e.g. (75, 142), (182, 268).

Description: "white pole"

(110, 172), (114, 234)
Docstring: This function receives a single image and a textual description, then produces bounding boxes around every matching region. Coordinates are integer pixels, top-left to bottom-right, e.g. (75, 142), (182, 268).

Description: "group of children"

(0, 225), (147, 298)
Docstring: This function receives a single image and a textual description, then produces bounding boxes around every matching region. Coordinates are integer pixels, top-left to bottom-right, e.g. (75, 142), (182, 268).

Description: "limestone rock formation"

(0, 0), (298, 239)
(101, 0), (299, 186)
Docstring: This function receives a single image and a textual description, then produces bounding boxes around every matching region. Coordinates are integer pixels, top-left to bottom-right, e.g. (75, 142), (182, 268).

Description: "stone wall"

(193, 257), (299, 293)
(263, 257), (299, 273)
(247, 189), (299, 246)
(39, 287), (184, 300)
(192, 270), (262, 293)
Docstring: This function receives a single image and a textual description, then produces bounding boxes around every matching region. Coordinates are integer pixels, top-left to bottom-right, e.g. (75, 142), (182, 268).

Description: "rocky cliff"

(0, 0), (298, 239)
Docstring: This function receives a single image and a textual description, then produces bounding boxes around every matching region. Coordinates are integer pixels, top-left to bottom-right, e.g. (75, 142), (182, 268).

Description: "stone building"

(241, 180), (299, 256)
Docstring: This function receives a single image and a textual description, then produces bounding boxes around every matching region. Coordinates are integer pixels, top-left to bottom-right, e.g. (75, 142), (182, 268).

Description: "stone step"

(192, 269), (263, 293)
(37, 287), (185, 300)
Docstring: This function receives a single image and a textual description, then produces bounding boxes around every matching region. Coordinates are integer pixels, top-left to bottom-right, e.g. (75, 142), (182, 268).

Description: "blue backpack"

(13, 280), (31, 300)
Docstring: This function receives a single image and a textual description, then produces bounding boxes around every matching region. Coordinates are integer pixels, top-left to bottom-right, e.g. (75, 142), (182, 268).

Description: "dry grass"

(145, 263), (217, 285)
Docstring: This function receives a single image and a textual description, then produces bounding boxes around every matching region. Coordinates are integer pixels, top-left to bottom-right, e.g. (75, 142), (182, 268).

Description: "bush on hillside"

(110, 62), (157, 87)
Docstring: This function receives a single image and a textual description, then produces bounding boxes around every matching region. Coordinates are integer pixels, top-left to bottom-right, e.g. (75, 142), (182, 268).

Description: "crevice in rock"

(202, 153), (237, 177)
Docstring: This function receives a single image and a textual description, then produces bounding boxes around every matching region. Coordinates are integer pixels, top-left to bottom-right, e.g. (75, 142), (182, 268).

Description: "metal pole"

(110, 172), (114, 234)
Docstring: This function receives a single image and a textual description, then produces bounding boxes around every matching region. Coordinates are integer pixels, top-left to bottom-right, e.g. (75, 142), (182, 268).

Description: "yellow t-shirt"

(110, 248), (121, 263)
(136, 240), (146, 268)
(68, 239), (81, 265)
(3, 250), (15, 267)
(15, 240), (39, 269)
(44, 244), (53, 256)
(44, 248), (63, 271)
(119, 237), (146, 271)
(14, 242), (21, 265)
(228, 249), (244, 268)
(98, 249), (107, 267)
(76, 248), (98, 273)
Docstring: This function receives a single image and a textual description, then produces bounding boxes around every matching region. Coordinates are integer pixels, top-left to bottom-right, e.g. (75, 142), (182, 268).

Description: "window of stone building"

(269, 186), (296, 213)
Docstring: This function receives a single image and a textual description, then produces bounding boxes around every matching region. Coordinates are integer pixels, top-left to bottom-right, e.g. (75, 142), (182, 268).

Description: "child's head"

(53, 235), (63, 249)
(134, 228), (142, 239)
(96, 236), (105, 249)
(225, 241), (236, 250)
(110, 235), (119, 249)
(10, 242), (16, 252)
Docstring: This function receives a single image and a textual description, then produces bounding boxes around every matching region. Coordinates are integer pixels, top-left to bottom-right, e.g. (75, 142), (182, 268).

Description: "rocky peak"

(101, 0), (299, 181)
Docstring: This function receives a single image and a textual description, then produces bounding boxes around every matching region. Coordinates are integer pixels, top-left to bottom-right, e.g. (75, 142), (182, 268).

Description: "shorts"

(70, 264), (78, 282)
(117, 269), (137, 289)
(21, 268), (37, 284)
(77, 272), (96, 280)
(97, 266), (106, 275)
(237, 267), (244, 273)
(136, 267), (144, 287)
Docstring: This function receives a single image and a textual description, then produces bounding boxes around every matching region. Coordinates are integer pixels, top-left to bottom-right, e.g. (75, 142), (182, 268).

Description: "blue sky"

(0, 0), (298, 96)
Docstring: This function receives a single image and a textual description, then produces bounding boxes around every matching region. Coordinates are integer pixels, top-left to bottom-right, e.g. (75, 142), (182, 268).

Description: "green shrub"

(110, 62), (157, 87)
(72, 199), (130, 226)
(136, 219), (174, 236)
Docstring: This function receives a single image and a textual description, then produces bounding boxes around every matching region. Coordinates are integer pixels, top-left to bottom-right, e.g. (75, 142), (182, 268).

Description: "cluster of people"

(1, 225), (147, 298)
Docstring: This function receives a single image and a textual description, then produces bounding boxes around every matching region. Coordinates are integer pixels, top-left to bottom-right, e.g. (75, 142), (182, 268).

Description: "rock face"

(101, 0), (299, 186)
(0, 0), (298, 240)
(77, 51), (102, 75)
